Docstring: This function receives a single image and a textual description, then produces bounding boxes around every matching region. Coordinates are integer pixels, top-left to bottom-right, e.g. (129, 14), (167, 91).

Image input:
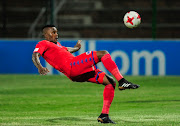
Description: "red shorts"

(87, 69), (106, 84)
(69, 51), (106, 84)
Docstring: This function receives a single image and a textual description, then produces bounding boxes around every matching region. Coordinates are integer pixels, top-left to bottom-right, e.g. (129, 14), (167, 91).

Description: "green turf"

(0, 75), (180, 126)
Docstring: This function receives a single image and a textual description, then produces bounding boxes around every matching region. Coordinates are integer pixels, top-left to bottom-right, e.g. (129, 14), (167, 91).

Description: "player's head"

(42, 25), (58, 42)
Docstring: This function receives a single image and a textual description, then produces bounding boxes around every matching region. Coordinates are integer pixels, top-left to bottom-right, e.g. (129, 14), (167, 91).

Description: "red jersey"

(33, 40), (74, 76)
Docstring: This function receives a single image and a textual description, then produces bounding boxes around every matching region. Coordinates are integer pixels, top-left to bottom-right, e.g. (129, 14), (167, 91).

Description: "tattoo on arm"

(32, 52), (43, 69)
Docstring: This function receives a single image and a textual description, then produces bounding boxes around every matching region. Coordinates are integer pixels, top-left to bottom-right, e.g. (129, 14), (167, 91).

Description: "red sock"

(102, 84), (115, 114)
(101, 54), (123, 81)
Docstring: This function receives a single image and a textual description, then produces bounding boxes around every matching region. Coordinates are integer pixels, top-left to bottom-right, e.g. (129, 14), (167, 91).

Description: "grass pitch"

(0, 75), (180, 126)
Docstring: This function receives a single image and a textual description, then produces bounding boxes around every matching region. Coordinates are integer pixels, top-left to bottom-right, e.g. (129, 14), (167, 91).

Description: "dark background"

(1, 0), (180, 39)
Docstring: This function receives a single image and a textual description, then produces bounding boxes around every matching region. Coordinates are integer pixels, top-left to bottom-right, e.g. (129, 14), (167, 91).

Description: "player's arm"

(67, 40), (82, 53)
(32, 52), (49, 75)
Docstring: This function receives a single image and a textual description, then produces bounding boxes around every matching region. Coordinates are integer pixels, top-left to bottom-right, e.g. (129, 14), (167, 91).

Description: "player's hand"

(38, 67), (50, 75)
(74, 40), (82, 50)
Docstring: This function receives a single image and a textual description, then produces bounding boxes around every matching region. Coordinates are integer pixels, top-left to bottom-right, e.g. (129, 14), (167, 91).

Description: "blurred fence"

(0, 39), (179, 75)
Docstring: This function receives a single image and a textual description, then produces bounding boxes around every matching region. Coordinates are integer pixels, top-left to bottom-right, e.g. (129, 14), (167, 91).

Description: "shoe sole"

(118, 86), (126, 90)
(97, 118), (116, 124)
(97, 118), (103, 123)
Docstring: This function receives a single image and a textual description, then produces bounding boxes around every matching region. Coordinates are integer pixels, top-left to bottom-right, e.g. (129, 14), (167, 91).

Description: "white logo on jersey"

(34, 48), (39, 52)
(86, 51), (91, 55)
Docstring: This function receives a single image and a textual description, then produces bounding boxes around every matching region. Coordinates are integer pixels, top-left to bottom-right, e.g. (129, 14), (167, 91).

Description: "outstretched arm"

(67, 40), (82, 53)
(32, 52), (49, 75)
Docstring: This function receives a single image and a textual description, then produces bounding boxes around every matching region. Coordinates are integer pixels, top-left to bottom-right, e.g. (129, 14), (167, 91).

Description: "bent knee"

(101, 50), (109, 55)
(100, 50), (109, 56)
(96, 50), (109, 60)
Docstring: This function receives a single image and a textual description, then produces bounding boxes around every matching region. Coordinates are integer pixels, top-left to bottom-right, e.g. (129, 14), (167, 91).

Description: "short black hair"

(42, 25), (56, 30)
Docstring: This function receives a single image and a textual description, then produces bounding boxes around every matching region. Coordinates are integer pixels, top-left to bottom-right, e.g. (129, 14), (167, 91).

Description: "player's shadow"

(46, 117), (93, 123)
(47, 117), (141, 124)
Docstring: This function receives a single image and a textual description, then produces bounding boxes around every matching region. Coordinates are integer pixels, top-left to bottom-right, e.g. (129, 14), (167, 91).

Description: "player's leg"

(87, 71), (116, 124)
(96, 50), (140, 90)
(97, 74), (116, 124)
(71, 68), (116, 124)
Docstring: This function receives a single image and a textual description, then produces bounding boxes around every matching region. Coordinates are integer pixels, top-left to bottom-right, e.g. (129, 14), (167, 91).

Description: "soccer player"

(32, 25), (139, 124)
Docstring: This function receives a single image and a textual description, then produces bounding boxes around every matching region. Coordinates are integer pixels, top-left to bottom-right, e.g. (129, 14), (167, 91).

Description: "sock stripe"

(91, 51), (97, 69)
(96, 71), (103, 84)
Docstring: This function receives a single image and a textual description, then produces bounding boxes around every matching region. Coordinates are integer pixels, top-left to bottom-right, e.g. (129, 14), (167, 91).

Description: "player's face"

(46, 27), (58, 42)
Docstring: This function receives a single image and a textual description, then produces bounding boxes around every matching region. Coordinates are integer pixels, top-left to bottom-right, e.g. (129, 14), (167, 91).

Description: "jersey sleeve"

(62, 46), (68, 51)
(33, 41), (47, 55)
